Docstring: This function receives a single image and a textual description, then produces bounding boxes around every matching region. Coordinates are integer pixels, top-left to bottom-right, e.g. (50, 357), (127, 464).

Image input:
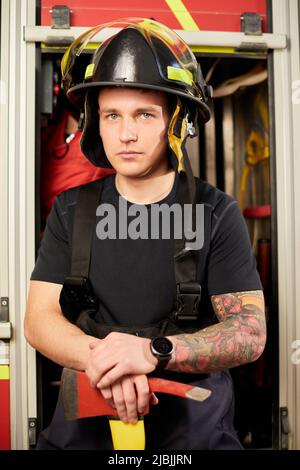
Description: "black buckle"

(174, 282), (201, 321)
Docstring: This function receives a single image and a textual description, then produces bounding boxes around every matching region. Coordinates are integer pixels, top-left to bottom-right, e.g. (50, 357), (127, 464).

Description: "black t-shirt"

(31, 173), (261, 328)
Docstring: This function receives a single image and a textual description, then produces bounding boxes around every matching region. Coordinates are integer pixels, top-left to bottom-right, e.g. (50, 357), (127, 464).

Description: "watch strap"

(155, 355), (171, 371)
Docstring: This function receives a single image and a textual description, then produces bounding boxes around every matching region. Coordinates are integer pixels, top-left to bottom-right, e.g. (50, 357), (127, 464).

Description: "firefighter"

(24, 19), (266, 449)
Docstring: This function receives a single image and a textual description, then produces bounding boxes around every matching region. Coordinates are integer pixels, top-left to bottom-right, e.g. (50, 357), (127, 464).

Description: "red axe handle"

(60, 368), (211, 421)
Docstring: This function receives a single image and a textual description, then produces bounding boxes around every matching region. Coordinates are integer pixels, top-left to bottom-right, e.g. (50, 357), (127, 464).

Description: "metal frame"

(23, 26), (287, 50)
(26, 0), (38, 447)
(0, 0), (37, 449)
(0, 0), (10, 319)
(267, 51), (280, 450)
(272, 0), (300, 449)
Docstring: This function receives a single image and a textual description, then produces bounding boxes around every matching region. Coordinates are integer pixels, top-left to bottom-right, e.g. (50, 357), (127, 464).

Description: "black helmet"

(61, 18), (212, 169)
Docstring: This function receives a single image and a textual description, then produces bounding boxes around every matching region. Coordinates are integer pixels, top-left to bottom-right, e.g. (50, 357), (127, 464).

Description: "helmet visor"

(61, 18), (201, 99)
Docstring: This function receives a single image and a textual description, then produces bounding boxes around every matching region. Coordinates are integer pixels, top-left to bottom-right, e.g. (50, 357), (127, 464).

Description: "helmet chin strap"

(168, 98), (196, 206)
(167, 98), (186, 173)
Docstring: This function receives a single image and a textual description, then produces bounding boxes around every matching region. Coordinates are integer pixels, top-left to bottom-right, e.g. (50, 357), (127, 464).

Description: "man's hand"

(85, 332), (158, 389)
(100, 375), (159, 423)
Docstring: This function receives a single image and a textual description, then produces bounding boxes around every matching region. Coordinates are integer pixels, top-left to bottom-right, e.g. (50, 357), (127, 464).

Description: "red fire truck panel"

(41, 0), (267, 32)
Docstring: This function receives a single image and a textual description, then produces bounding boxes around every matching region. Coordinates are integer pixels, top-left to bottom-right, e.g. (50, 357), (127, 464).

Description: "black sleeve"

(31, 193), (71, 284)
(207, 200), (262, 296)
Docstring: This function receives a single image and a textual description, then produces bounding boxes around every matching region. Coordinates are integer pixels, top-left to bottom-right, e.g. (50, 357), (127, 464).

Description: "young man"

(24, 19), (266, 450)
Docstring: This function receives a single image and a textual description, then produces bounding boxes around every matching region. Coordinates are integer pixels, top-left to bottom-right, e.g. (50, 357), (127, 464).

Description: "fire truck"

(0, 0), (300, 450)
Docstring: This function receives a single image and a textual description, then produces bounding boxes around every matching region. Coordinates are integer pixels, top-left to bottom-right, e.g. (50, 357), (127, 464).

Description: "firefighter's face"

(98, 87), (170, 178)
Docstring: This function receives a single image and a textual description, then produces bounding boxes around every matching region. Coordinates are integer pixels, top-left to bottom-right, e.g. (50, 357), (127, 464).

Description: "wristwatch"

(150, 336), (174, 370)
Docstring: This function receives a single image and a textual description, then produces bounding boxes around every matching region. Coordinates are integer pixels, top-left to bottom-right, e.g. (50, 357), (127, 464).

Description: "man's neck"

(115, 170), (176, 204)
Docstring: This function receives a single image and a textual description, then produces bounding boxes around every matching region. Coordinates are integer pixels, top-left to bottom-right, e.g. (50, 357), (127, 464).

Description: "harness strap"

(71, 178), (104, 277)
(59, 179), (103, 322)
(174, 171), (202, 321)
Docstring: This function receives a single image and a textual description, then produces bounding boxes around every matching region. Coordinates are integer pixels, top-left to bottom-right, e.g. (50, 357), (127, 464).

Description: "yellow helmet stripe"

(85, 63), (95, 80)
(167, 66), (193, 86)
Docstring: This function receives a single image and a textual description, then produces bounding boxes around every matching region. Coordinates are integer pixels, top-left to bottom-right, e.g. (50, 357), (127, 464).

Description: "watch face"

(152, 337), (173, 355)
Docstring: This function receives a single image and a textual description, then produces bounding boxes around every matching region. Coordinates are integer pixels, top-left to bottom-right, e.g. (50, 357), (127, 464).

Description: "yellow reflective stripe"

(167, 66), (193, 85)
(164, 0), (199, 31)
(191, 46), (236, 54)
(85, 63), (94, 79)
(0, 365), (9, 380)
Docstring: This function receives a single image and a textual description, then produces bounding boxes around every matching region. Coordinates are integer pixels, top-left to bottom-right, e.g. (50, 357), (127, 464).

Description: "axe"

(60, 368), (211, 450)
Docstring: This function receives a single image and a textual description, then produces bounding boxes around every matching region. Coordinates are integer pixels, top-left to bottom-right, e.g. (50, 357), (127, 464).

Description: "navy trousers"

(37, 370), (243, 450)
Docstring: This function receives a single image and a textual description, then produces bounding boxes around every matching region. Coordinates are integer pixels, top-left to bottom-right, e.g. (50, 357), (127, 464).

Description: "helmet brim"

(68, 81), (211, 123)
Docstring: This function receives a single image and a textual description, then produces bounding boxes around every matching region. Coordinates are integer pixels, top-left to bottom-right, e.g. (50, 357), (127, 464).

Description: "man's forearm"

(25, 309), (96, 371)
(25, 281), (99, 371)
(166, 290), (266, 374)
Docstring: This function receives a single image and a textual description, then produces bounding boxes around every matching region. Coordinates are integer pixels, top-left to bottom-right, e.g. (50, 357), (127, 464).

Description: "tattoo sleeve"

(166, 290), (266, 374)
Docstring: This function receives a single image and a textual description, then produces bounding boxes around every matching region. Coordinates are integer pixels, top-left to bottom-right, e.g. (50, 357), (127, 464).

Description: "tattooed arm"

(166, 290), (266, 373)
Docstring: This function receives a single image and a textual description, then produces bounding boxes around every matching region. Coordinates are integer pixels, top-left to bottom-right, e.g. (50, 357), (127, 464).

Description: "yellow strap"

(109, 418), (145, 450)
(239, 131), (269, 210)
(0, 365), (9, 380)
(239, 164), (251, 210)
(164, 0), (200, 31)
(168, 99), (186, 172)
(246, 131), (269, 165)
(258, 96), (268, 131)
